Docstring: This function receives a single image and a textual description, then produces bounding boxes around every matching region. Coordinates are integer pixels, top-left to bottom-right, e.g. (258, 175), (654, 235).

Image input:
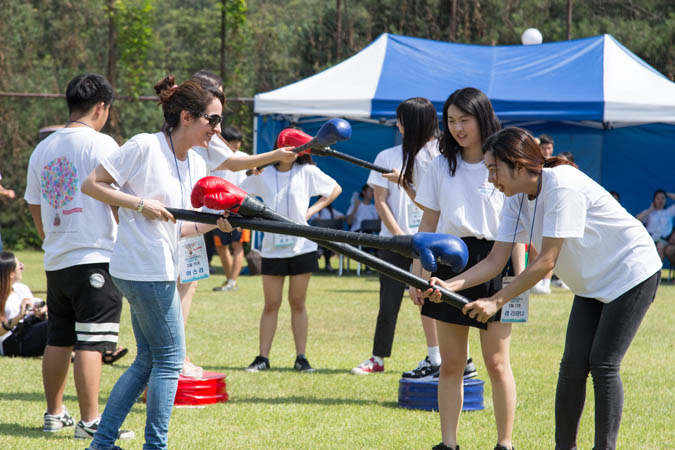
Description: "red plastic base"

(142, 371), (229, 406)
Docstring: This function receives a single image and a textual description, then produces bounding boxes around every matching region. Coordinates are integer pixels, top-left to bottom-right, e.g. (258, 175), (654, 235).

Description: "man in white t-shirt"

(24, 74), (133, 441)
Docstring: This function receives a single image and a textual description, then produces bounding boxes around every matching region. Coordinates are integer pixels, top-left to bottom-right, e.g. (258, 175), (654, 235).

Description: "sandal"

(102, 347), (128, 365)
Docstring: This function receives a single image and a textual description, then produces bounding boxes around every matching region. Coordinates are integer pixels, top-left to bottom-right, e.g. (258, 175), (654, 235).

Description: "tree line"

(0, 0), (673, 248)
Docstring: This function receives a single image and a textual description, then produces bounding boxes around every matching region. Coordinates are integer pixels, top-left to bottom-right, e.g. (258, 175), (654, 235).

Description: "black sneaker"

(494, 445), (514, 450)
(463, 357), (477, 379)
(402, 356), (440, 379)
(74, 419), (135, 440)
(246, 355), (270, 372)
(294, 354), (316, 373)
(432, 443), (459, 450)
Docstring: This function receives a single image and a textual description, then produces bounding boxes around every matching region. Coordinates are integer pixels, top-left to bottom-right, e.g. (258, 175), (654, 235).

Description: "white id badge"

(178, 235), (209, 283)
(273, 233), (295, 249)
(500, 276), (529, 323)
(407, 200), (423, 228)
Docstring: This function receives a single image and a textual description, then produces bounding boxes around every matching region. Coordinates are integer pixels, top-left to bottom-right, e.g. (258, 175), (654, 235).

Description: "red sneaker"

(351, 357), (384, 375)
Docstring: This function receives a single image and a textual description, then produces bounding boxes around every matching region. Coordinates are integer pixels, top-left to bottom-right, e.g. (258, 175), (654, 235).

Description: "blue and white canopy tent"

(254, 33), (675, 215)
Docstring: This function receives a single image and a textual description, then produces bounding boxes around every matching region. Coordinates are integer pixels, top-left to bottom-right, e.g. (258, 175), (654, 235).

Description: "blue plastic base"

(398, 377), (485, 412)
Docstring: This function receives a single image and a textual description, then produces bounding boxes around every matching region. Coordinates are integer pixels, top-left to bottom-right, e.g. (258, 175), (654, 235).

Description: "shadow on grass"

(200, 365), (350, 375)
(0, 391), (77, 403)
(231, 395), (400, 409)
(0, 422), (76, 439)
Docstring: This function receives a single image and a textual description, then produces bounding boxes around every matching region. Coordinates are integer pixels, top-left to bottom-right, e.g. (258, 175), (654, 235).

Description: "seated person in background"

(346, 185), (379, 232)
(309, 204), (345, 272)
(636, 189), (675, 262)
(1, 251), (48, 357)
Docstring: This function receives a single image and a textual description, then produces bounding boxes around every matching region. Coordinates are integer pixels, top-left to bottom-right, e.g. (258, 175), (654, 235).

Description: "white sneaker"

(531, 281), (551, 295)
(181, 360), (204, 378)
(43, 407), (74, 432)
(351, 357), (384, 375)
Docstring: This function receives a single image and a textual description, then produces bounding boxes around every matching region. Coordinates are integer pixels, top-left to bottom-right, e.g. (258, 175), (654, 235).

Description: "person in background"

(24, 73), (133, 441)
(346, 184), (379, 232)
(176, 70), (298, 377)
(240, 134), (341, 374)
(1, 251), (48, 357)
(0, 174), (15, 252)
(211, 126), (247, 292)
(559, 151), (575, 164)
(309, 203), (345, 272)
(538, 134), (554, 158)
(636, 189), (675, 262)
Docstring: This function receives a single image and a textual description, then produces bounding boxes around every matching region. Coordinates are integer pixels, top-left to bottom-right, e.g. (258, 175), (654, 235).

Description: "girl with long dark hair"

(411, 88), (522, 450)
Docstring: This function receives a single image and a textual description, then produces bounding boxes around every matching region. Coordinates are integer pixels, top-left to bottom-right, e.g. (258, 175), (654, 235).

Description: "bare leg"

(421, 312), (439, 347)
(178, 280), (197, 329)
(436, 322), (469, 448)
(217, 244), (233, 278)
(73, 349), (102, 422)
(228, 241), (244, 282)
(656, 241), (668, 261)
(287, 272), (312, 355)
(480, 322), (516, 449)
(259, 275), (285, 357)
(43, 345), (73, 415)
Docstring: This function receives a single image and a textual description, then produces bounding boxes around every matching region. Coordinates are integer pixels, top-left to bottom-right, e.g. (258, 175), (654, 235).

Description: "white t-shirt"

(192, 135), (234, 171)
(202, 150), (248, 214)
(0, 282), (34, 352)
(239, 164), (338, 258)
(346, 201), (379, 231)
(3, 282), (33, 321)
(367, 146), (426, 237)
(643, 204), (675, 241)
(496, 165), (662, 302)
(412, 139), (441, 189)
(417, 155), (504, 239)
(24, 127), (119, 270)
(101, 132), (208, 281)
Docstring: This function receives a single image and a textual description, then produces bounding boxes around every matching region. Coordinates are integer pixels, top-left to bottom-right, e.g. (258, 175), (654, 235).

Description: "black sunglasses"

(192, 112), (222, 127)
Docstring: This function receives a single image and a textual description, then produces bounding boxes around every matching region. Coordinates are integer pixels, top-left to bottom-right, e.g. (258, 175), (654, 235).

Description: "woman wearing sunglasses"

(82, 75), (233, 450)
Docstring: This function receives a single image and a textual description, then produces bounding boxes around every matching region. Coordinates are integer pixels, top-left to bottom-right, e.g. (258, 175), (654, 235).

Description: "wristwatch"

(137, 198), (145, 213)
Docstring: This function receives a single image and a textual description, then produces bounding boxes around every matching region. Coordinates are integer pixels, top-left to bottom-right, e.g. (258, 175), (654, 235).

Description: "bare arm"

(635, 204), (654, 223)
(306, 184), (342, 221)
(0, 183), (16, 199)
(372, 185), (405, 236)
(381, 168), (424, 209)
(217, 148), (298, 172)
(28, 204), (45, 241)
(82, 164), (175, 223)
(455, 237), (564, 322)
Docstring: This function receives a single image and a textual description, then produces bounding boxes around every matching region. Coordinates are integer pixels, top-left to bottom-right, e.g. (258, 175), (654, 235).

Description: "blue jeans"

(89, 278), (185, 450)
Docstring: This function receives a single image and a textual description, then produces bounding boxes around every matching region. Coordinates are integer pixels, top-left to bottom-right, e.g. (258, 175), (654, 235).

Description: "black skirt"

(421, 237), (502, 330)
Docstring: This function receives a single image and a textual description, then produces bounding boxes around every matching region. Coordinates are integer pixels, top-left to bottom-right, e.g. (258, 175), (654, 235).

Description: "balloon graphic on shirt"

(40, 157), (79, 226)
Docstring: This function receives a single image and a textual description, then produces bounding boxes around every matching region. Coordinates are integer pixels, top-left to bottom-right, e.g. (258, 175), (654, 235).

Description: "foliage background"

(1, 0), (674, 248)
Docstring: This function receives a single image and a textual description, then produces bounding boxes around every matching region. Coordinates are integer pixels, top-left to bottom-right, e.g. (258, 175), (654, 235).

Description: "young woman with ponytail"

(423, 126), (661, 450)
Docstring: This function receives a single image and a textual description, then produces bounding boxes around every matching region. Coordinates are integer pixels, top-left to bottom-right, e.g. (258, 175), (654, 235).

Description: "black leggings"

(554, 271), (659, 450)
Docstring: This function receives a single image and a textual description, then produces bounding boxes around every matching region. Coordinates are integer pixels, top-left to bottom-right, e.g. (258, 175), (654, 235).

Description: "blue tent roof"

(255, 33), (675, 124)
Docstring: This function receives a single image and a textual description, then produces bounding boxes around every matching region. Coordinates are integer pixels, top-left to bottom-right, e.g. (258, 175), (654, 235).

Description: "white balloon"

(521, 28), (543, 45)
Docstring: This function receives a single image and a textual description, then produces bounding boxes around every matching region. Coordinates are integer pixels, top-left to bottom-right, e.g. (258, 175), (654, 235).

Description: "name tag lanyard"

(168, 131), (193, 211)
(501, 173), (541, 323)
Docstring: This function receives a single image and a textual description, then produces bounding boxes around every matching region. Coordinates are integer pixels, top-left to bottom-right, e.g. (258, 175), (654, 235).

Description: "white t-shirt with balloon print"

(25, 127), (119, 271)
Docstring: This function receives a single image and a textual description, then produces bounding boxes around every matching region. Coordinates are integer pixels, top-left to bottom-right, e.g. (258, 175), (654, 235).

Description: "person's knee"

(439, 354), (465, 377)
(483, 355), (511, 378)
(288, 297), (307, 314)
(263, 299), (282, 314)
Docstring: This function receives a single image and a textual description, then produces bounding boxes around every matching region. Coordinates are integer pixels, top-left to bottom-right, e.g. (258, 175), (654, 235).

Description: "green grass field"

(1, 250), (674, 449)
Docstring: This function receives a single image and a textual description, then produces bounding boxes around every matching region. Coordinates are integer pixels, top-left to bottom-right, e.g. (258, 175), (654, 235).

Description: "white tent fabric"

(254, 33), (675, 125)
